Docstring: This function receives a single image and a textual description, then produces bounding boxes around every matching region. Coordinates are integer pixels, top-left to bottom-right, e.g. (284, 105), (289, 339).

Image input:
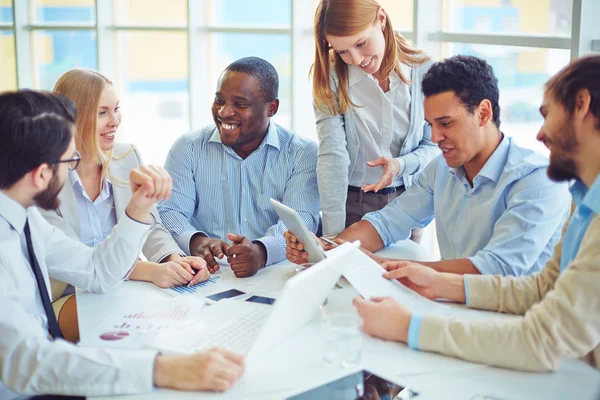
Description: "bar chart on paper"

(87, 298), (206, 349)
(168, 275), (223, 296)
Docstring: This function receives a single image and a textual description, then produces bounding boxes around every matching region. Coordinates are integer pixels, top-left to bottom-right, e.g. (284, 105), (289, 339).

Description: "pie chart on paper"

(99, 331), (130, 341)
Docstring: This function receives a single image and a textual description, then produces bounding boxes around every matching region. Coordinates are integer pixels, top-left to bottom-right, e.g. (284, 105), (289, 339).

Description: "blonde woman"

(312, 0), (439, 240)
(43, 69), (209, 342)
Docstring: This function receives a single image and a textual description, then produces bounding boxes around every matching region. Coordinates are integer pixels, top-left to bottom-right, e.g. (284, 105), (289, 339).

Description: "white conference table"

(77, 241), (600, 400)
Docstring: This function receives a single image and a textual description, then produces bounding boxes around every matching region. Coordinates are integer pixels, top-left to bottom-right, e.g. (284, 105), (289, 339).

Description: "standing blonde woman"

(43, 68), (209, 342)
(313, 0), (439, 240)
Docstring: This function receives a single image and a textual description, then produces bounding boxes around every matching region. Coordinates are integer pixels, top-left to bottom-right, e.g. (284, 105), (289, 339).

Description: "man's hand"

(154, 348), (244, 392)
(126, 166), (172, 223)
(283, 231), (328, 264)
(190, 234), (228, 273)
(353, 296), (411, 342)
(382, 261), (466, 303)
(361, 156), (402, 193)
(225, 233), (266, 278)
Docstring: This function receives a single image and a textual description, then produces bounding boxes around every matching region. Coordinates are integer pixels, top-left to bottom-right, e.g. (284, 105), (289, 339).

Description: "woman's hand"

(150, 256), (209, 288)
(361, 157), (402, 193)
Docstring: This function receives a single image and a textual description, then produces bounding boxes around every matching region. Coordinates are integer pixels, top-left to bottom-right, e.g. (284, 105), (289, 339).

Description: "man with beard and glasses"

(158, 57), (319, 278)
(286, 55), (570, 277)
(352, 54), (600, 372)
(0, 91), (244, 398)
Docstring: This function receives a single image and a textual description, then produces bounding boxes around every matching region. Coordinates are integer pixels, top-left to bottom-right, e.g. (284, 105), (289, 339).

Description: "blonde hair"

(53, 68), (131, 187)
(312, 0), (429, 115)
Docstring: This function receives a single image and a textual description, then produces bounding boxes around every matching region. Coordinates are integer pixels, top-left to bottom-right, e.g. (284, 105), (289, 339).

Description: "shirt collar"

(571, 175), (600, 214)
(69, 168), (112, 198)
(0, 190), (28, 235)
(449, 134), (510, 185)
(208, 121), (280, 151)
(347, 64), (403, 90)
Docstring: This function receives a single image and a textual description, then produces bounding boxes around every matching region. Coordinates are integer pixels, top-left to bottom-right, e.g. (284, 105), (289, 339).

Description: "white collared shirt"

(0, 191), (157, 397)
(69, 169), (118, 247)
(348, 64), (412, 187)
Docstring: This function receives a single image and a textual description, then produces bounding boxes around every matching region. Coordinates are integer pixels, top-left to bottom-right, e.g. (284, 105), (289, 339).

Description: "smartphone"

(245, 295), (276, 305)
(206, 289), (246, 302)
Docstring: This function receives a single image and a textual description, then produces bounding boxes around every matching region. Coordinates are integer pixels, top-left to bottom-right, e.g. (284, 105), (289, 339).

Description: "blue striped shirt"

(158, 122), (320, 266)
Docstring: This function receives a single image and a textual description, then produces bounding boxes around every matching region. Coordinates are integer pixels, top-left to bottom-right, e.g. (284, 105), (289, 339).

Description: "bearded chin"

(33, 175), (62, 211)
(547, 153), (578, 182)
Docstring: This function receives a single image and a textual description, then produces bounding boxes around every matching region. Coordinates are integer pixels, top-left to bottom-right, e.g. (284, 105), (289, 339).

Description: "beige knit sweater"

(418, 208), (600, 371)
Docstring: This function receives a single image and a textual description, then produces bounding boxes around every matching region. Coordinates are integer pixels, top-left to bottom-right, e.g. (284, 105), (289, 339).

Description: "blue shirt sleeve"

(157, 135), (203, 250)
(363, 161), (438, 246)
(407, 312), (424, 350)
(468, 168), (570, 276)
(463, 275), (470, 306)
(262, 139), (320, 265)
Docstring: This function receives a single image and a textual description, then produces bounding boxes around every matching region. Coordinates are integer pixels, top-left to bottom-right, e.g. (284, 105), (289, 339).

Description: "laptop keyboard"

(190, 305), (270, 354)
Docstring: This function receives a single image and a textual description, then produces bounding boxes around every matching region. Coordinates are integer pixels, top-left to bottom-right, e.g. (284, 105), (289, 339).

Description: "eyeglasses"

(49, 150), (81, 171)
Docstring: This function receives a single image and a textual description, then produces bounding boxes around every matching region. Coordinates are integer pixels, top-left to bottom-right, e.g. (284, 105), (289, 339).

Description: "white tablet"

(270, 198), (326, 264)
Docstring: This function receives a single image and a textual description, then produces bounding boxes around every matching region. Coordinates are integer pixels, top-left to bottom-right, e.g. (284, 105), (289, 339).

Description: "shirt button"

(457, 224), (461, 229)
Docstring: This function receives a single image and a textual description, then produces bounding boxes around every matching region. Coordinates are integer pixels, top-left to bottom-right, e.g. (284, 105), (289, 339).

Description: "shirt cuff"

(407, 312), (423, 350)
(157, 252), (185, 263)
(256, 235), (283, 266)
(114, 349), (158, 394)
(463, 275), (470, 306)
(394, 157), (407, 176)
(117, 214), (155, 247)
(177, 230), (207, 256)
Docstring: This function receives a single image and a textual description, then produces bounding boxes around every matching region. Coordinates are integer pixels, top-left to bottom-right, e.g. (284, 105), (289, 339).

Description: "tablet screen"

(286, 370), (415, 400)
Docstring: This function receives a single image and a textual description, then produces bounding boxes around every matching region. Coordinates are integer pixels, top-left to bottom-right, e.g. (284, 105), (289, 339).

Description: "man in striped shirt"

(158, 57), (319, 278)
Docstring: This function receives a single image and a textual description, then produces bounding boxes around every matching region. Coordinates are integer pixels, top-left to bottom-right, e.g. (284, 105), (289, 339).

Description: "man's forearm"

(420, 258), (481, 275)
(336, 220), (385, 252)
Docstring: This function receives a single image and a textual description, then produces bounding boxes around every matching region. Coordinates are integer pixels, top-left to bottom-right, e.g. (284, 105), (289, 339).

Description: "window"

(438, 42), (570, 155)
(441, 0), (573, 35)
(0, 0), (15, 92)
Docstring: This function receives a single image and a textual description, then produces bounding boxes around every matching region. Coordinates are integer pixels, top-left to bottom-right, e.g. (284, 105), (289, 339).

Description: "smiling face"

(211, 70), (278, 157)
(96, 85), (121, 152)
(424, 91), (489, 171)
(537, 92), (580, 182)
(326, 11), (386, 76)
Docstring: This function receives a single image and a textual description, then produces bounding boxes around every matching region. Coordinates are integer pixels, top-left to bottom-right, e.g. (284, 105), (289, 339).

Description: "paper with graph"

(82, 297), (207, 349)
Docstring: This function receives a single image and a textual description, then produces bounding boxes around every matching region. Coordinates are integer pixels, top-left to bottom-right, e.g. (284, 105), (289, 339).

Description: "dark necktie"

(24, 220), (64, 340)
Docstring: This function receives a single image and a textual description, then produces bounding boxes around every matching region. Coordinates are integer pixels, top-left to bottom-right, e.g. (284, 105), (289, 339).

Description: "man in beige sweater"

(353, 54), (600, 372)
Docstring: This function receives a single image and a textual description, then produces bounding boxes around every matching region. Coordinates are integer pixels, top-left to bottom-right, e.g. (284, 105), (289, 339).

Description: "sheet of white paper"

(342, 250), (446, 314)
(81, 297), (207, 349)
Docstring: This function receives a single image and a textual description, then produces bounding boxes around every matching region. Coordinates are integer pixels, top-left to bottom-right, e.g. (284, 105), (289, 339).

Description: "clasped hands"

(190, 233), (267, 278)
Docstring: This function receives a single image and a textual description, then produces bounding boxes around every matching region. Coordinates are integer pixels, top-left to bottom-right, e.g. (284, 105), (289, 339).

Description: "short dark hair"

(224, 56), (279, 102)
(0, 90), (76, 189)
(422, 55), (501, 128)
(546, 54), (600, 130)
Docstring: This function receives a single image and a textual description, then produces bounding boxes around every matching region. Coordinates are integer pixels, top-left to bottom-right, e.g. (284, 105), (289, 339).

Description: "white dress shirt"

(69, 169), (118, 247)
(348, 65), (412, 188)
(0, 191), (157, 397)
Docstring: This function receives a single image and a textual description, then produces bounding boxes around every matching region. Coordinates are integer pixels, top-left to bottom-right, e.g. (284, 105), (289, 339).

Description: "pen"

(320, 236), (338, 246)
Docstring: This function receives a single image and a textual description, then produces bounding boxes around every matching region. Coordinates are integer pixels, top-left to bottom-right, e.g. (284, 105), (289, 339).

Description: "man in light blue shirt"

(287, 55), (569, 276)
(352, 54), (600, 373)
(159, 57), (319, 277)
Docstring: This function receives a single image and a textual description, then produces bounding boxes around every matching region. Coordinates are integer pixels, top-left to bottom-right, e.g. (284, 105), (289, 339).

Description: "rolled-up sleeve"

(363, 162), (437, 246)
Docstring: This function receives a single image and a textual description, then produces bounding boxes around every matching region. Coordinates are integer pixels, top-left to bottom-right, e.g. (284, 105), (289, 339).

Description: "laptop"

(145, 241), (361, 365)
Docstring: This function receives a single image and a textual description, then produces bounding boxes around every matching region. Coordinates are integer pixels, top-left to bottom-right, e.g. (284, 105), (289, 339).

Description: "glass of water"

(321, 312), (362, 368)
